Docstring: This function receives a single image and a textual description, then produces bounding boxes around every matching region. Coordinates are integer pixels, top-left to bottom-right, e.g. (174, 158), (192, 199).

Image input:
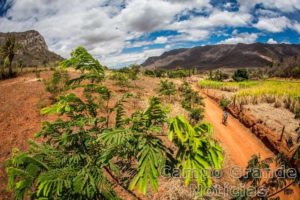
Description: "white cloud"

(238, 0), (300, 13)
(101, 47), (168, 67)
(293, 22), (300, 33)
(254, 16), (291, 32)
(0, 0), (214, 66)
(169, 10), (252, 30)
(154, 36), (168, 44)
(0, 0), (297, 67)
(218, 32), (258, 44)
(267, 38), (278, 44)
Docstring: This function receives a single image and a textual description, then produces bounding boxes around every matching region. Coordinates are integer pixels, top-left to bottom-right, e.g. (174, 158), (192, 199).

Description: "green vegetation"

(144, 68), (197, 78)
(44, 69), (70, 99)
(199, 79), (300, 113)
(219, 97), (231, 110)
(179, 81), (204, 124)
(232, 154), (299, 199)
(158, 79), (176, 101)
(110, 65), (141, 88)
(208, 69), (229, 81)
(110, 71), (130, 89)
(232, 68), (249, 82)
(199, 80), (259, 91)
(0, 34), (21, 79)
(6, 47), (223, 199)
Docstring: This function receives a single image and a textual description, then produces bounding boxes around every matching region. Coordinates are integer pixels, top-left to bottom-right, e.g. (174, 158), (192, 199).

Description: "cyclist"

(222, 109), (228, 126)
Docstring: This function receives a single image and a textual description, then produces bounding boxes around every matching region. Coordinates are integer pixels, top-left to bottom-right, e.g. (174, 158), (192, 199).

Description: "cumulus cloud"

(254, 16), (291, 32)
(293, 22), (300, 34)
(0, 0), (298, 67)
(238, 0), (300, 13)
(154, 36), (168, 44)
(101, 47), (168, 67)
(218, 32), (258, 44)
(169, 10), (252, 30)
(267, 38), (278, 44)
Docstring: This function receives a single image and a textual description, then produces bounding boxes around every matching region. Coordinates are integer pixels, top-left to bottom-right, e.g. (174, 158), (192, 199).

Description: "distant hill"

(142, 43), (300, 70)
(0, 30), (63, 67)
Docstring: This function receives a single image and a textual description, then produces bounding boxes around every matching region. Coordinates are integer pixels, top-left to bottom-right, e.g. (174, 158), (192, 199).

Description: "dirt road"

(202, 93), (273, 168)
(200, 91), (299, 199)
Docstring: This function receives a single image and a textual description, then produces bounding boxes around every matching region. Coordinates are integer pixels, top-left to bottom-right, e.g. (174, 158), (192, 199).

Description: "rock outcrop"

(0, 30), (63, 67)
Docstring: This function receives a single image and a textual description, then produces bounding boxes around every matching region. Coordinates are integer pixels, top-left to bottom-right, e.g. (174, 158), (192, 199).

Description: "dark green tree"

(232, 69), (249, 82)
(0, 34), (21, 77)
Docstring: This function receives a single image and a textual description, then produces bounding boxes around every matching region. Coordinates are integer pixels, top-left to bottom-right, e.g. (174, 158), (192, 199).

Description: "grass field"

(199, 79), (300, 112)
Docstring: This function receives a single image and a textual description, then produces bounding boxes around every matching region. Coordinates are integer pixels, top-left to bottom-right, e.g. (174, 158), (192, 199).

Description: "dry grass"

(199, 79), (300, 113)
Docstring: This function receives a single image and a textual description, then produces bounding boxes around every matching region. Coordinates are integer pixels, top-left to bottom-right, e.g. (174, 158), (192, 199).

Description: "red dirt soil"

(0, 73), (54, 199)
(199, 91), (300, 200)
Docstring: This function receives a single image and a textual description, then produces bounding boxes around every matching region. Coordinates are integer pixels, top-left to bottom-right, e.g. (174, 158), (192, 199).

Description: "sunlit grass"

(199, 80), (259, 91)
(199, 79), (300, 112)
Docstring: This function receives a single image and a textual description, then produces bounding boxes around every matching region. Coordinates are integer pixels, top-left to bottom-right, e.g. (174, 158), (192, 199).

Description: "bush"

(208, 70), (229, 81)
(167, 69), (190, 78)
(232, 69), (249, 82)
(189, 108), (204, 124)
(144, 69), (166, 77)
(158, 80), (176, 100)
(220, 97), (231, 110)
(110, 72), (130, 88)
(44, 69), (69, 98)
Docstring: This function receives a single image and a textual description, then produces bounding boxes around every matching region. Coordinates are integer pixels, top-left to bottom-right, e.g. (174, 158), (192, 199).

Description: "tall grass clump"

(199, 80), (258, 92)
(235, 80), (300, 112)
(199, 79), (300, 113)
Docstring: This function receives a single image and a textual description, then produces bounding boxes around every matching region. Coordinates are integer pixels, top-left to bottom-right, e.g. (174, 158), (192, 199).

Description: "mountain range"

(142, 43), (300, 70)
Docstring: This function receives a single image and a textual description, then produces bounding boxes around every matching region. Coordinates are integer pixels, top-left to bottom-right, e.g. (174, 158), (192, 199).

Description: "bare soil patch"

(244, 103), (299, 141)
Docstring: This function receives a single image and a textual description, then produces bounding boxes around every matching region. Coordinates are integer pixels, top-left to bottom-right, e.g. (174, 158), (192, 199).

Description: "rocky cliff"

(0, 30), (63, 67)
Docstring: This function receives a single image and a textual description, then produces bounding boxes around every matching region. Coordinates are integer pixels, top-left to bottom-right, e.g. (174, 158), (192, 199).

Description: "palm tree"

(0, 34), (21, 77)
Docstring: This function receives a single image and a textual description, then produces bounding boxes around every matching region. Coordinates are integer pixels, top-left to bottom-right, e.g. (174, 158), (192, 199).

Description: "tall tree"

(0, 34), (20, 77)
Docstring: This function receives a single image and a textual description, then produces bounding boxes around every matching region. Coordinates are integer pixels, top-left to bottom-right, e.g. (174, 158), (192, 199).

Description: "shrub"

(179, 82), (205, 124)
(167, 69), (190, 78)
(220, 97), (231, 110)
(144, 69), (166, 77)
(232, 69), (249, 82)
(110, 72), (130, 89)
(158, 80), (176, 101)
(44, 69), (69, 98)
(189, 108), (204, 124)
(208, 70), (229, 81)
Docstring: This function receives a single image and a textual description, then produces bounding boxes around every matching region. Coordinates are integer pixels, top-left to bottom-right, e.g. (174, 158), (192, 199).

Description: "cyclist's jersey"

(223, 111), (228, 119)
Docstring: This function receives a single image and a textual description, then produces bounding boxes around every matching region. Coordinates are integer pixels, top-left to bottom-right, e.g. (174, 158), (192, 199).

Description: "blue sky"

(0, 0), (300, 68)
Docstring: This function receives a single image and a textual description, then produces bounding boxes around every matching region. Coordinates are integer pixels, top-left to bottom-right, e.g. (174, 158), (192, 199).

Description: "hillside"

(0, 30), (63, 67)
(142, 43), (300, 69)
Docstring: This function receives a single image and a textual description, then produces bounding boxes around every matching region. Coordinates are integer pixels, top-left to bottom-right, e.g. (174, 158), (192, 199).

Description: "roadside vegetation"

(144, 68), (198, 78)
(199, 79), (300, 114)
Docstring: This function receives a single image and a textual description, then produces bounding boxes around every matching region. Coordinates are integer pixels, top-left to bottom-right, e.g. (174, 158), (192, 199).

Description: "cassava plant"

(44, 69), (70, 99)
(179, 81), (205, 124)
(6, 47), (118, 200)
(158, 79), (176, 101)
(110, 71), (130, 90)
